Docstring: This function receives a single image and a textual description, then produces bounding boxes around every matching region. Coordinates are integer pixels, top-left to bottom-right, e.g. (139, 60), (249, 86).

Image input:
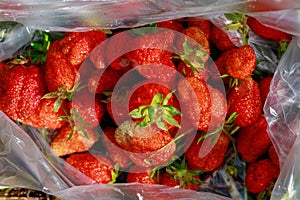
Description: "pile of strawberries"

(0, 14), (292, 199)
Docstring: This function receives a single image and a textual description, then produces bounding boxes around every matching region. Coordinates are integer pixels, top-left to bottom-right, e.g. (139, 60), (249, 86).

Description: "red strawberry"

(187, 18), (212, 40)
(102, 127), (131, 169)
(22, 98), (67, 130)
(211, 25), (236, 51)
(177, 61), (209, 81)
(268, 145), (280, 168)
(66, 153), (115, 184)
(50, 124), (98, 157)
(247, 16), (292, 44)
(237, 115), (272, 162)
(228, 78), (262, 127)
(259, 76), (272, 106)
(45, 30), (107, 92)
(225, 45), (256, 80)
(156, 20), (184, 32)
(161, 159), (202, 190)
(126, 166), (159, 184)
(88, 67), (125, 94)
(0, 64), (47, 122)
(245, 159), (279, 193)
(126, 29), (177, 84)
(185, 132), (230, 171)
(178, 76), (218, 132)
(114, 121), (176, 168)
(69, 90), (105, 128)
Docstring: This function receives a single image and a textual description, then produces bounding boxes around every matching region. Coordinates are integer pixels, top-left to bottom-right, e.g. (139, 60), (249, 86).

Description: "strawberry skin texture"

(245, 159), (279, 193)
(23, 98), (67, 130)
(187, 19), (212, 40)
(161, 173), (200, 190)
(126, 166), (159, 184)
(228, 79), (262, 127)
(69, 90), (105, 128)
(225, 45), (256, 80)
(237, 115), (272, 162)
(66, 153), (113, 184)
(177, 76), (211, 132)
(0, 64), (47, 121)
(268, 145), (280, 168)
(247, 16), (292, 44)
(259, 76), (272, 106)
(185, 133), (230, 171)
(50, 125), (98, 157)
(211, 25), (235, 51)
(126, 29), (177, 83)
(156, 20), (184, 32)
(102, 127), (131, 169)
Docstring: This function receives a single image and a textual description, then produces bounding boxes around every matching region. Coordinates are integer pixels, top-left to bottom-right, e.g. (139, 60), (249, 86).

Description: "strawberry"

(185, 132), (230, 171)
(125, 29), (177, 84)
(69, 90), (105, 128)
(88, 67), (125, 95)
(66, 153), (116, 184)
(45, 30), (107, 92)
(247, 16), (292, 44)
(102, 127), (131, 169)
(177, 61), (209, 81)
(22, 98), (67, 130)
(237, 115), (272, 162)
(227, 78), (262, 127)
(0, 64), (47, 122)
(161, 159), (202, 190)
(114, 120), (176, 168)
(225, 45), (256, 80)
(259, 76), (272, 106)
(187, 18), (212, 40)
(156, 20), (184, 32)
(126, 166), (159, 184)
(211, 25), (236, 51)
(245, 159), (279, 193)
(268, 145), (280, 168)
(50, 124), (98, 157)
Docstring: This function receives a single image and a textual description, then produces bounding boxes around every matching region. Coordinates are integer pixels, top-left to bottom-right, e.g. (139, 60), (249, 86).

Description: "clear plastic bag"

(1, 1), (300, 199)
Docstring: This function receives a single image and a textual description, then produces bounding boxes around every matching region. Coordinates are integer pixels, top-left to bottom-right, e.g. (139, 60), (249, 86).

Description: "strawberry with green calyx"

(66, 153), (117, 184)
(176, 61), (209, 81)
(126, 166), (160, 184)
(227, 78), (262, 127)
(0, 63), (47, 122)
(50, 123), (99, 157)
(161, 158), (204, 190)
(224, 13), (249, 46)
(130, 91), (181, 132)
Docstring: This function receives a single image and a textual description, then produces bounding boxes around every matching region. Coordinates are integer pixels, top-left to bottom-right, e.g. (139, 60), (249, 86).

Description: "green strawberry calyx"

(129, 91), (181, 131)
(224, 13), (249, 45)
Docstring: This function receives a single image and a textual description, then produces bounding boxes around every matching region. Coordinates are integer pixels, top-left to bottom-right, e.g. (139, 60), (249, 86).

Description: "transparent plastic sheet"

(263, 37), (300, 199)
(0, 1), (300, 199)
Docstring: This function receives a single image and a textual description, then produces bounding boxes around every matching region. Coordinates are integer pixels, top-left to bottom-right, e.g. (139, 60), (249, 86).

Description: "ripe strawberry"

(66, 153), (115, 184)
(247, 16), (292, 44)
(187, 18), (212, 40)
(225, 45), (256, 80)
(185, 132), (230, 171)
(125, 29), (177, 84)
(161, 159), (202, 190)
(102, 127), (131, 169)
(177, 76), (212, 132)
(156, 20), (184, 32)
(259, 76), (272, 106)
(245, 159), (279, 193)
(45, 30), (107, 92)
(211, 25), (236, 51)
(69, 90), (105, 128)
(227, 78), (262, 127)
(177, 61), (209, 81)
(114, 120), (176, 168)
(126, 166), (159, 184)
(50, 124), (98, 157)
(268, 145), (280, 168)
(237, 115), (272, 162)
(22, 98), (67, 130)
(88, 67), (125, 94)
(0, 64), (47, 122)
